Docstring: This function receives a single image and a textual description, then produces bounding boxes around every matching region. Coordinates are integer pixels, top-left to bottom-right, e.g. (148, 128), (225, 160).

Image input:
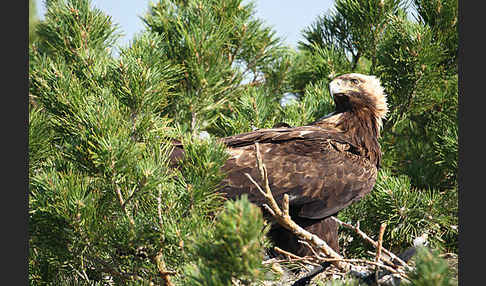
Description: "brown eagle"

(171, 73), (388, 257)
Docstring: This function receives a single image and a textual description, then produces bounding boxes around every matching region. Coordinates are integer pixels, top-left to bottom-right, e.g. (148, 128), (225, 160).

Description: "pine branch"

(85, 255), (143, 282)
(115, 186), (136, 227)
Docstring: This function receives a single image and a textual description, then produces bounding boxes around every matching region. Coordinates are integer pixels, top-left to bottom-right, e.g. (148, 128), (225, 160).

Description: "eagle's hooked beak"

(329, 78), (345, 98)
(329, 78), (358, 98)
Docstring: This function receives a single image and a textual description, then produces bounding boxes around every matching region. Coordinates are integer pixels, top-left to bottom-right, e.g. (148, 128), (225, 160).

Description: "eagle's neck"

(312, 109), (382, 167)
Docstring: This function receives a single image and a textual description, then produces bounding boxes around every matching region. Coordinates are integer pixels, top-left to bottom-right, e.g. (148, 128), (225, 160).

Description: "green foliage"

(142, 0), (291, 133)
(207, 79), (336, 136)
(433, 118), (458, 188)
(289, 44), (352, 94)
(29, 0), (458, 284)
(175, 135), (230, 217)
(28, 106), (55, 177)
(300, 0), (404, 72)
(407, 247), (457, 286)
(29, 1), (279, 284)
(184, 195), (272, 285)
(35, 0), (120, 62)
(339, 169), (458, 256)
(413, 0), (458, 68)
(281, 80), (335, 127)
(109, 32), (183, 118)
(207, 85), (284, 137)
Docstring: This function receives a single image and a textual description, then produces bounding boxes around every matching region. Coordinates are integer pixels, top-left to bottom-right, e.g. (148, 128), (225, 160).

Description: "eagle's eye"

(350, 78), (359, 85)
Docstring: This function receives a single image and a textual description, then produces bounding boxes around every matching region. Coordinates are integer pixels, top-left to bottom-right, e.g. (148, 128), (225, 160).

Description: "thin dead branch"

(375, 223), (387, 264)
(299, 240), (324, 259)
(331, 217), (412, 271)
(317, 258), (407, 278)
(245, 143), (349, 271)
(245, 142), (413, 282)
(271, 247), (322, 267)
(375, 223), (387, 284)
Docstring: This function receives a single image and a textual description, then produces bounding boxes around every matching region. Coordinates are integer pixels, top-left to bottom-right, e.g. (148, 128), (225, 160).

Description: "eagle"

(170, 73), (388, 257)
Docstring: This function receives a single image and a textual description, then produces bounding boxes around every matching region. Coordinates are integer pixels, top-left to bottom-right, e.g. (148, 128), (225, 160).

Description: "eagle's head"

(329, 73), (388, 128)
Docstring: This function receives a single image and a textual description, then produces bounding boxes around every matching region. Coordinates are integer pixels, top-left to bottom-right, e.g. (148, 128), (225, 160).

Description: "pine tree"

(29, 0), (275, 284)
(29, 0), (458, 284)
(142, 0), (292, 134)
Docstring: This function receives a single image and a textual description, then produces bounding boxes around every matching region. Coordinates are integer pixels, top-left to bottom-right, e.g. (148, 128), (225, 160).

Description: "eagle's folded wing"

(220, 128), (377, 221)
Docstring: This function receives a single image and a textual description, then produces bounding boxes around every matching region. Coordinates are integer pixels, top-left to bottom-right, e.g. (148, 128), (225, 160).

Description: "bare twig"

(366, 250), (398, 268)
(271, 247), (322, 267)
(264, 255), (409, 281)
(317, 258), (408, 279)
(331, 217), (412, 271)
(375, 223), (387, 264)
(245, 143), (349, 271)
(245, 142), (413, 281)
(299, 240), (324, 259)
(375, 223), (387, 284)
(273, 246), (303, 260)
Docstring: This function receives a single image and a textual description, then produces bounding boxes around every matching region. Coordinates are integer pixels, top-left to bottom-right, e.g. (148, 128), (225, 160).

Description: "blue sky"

(35, 0), (335, 49)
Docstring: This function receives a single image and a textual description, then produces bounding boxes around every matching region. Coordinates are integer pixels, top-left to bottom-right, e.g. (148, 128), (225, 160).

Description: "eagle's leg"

(268, 216), (340, 258)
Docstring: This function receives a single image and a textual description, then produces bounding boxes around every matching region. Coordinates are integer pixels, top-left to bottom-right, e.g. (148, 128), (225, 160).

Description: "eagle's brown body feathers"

(170, 73), (388, 257)
(220, 126), (378, 219)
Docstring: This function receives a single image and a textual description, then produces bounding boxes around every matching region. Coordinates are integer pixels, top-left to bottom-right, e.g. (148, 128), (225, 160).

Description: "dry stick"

(331, 217), (412, 271)
(375, 223), (387, 284)
(244, 143), (349, 271)
(263, 256), (407, 280)
(366, 251), (397, 269)
(299, 240), (325, 259)
(279, 241), (407, 279)
(271, 247), (322, 267)
(246, 143), (410, 279)
(273, 246), (302, 260)
(317, 258), (407, 278)
(375, 223), (387, 264)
